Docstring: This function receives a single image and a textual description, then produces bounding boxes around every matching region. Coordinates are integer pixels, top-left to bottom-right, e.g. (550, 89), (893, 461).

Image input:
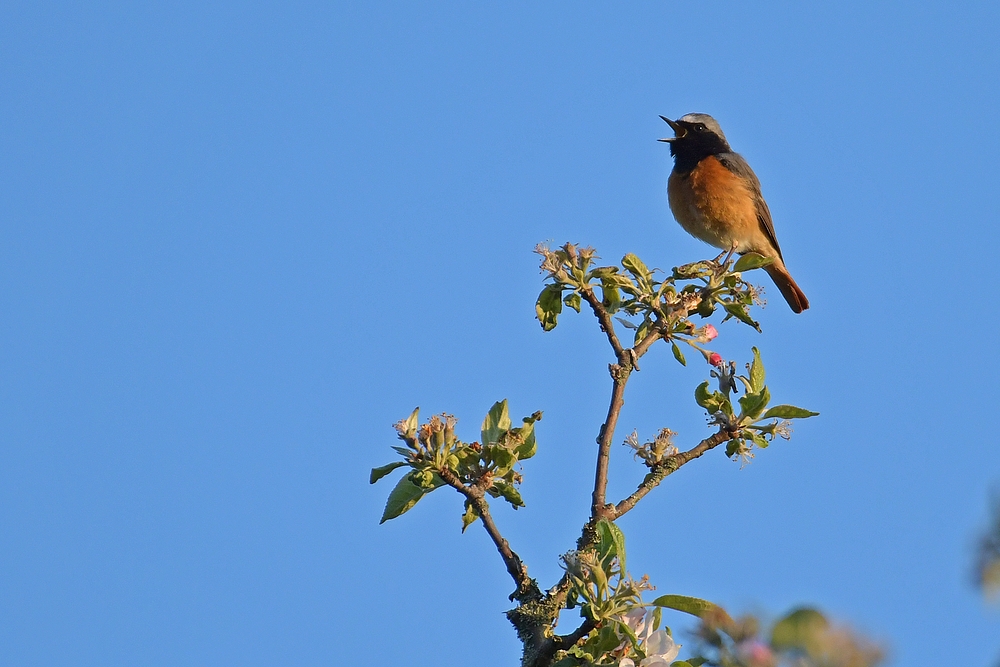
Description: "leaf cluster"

(561, 521), (646, 622)
(623, 428), (679, 468)
(371, 400), (540, 527)
(693, 347), (818, 464)
(535, 243), (767, 347)
(555, 520), (734, 667)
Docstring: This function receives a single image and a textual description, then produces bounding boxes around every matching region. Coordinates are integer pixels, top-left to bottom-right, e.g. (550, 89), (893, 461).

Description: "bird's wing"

(717, 152), (783, 260)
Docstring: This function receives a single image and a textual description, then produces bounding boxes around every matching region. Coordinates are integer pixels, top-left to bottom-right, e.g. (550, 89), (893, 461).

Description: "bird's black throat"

(669, 132), (730, 174)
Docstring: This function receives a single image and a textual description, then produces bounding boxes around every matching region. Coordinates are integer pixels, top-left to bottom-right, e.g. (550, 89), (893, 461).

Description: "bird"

(659, 113), (809, 313)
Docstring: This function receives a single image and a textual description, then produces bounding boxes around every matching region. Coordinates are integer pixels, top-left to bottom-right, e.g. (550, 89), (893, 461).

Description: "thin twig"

(632, 326), (662, 359)
(437, 468), (540, 602)
(611, 430), (731, 519)
(580, 287), (625, 361)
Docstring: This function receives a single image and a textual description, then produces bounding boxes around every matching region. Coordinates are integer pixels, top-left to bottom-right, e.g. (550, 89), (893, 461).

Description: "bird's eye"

(696, 124), (707, 132)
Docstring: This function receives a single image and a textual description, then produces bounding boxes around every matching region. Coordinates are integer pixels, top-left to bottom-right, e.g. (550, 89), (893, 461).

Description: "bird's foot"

(721, 242), (739, 267)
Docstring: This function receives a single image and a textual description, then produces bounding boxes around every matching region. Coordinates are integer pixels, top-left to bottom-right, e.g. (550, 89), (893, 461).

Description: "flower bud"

(708, 352), (724, 367)
(736, 640), (776, 667)
(703, 324), (718, 341)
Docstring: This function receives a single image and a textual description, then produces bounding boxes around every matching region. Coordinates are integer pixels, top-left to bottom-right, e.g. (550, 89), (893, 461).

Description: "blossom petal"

(638, 658), (671, 667)
(643, 630), (681, 662)
(621, 608), (645, 631)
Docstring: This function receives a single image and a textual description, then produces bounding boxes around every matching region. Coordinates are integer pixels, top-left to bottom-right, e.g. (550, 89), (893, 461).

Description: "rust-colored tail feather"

(764, 261), (809, 313)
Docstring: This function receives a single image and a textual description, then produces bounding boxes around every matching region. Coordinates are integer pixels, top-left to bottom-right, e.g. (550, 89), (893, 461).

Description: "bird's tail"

(763, 260), (810, 313)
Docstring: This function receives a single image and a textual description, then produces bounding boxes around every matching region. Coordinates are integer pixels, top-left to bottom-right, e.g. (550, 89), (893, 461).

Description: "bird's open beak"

(657, 115), (684, 142)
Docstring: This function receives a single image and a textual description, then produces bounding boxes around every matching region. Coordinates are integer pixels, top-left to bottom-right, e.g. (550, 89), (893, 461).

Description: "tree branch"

(632, 326), (662, 359)
(581, 286), (625, 360)
(611, 429), (732, 519)
(586, 301), (663, 519)
(525, 619), (598, 667)
(553, 619), (598, 650)
(437, 468), (541, 602)
(592, 371), (627, 517)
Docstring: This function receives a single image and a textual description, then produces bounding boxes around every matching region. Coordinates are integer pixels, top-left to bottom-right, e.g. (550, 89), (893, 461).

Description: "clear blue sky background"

(1, 2), (997, 665)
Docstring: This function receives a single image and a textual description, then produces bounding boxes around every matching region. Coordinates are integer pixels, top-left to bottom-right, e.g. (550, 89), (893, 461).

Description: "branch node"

(609, 363), (630, 382)
(628, 348), (640, 371)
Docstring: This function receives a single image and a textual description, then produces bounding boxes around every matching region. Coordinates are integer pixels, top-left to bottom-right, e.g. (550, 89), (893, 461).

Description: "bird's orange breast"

(668, 156), (760, 251)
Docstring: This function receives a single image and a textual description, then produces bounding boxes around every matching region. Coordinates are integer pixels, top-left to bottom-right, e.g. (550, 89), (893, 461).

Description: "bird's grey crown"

(679, 113), (727, 143)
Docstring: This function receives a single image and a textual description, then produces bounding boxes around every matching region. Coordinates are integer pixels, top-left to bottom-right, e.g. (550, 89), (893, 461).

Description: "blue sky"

(1, 2), (998, 665)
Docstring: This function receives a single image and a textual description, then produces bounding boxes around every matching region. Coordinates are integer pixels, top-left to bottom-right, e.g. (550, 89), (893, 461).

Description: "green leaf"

(379, 476), (426, 523)
(489, 446), (517, 475)
(749, 346), (765, 392)
(588, 266), (619, 279)
(494, 481), (525, 508)
(515, 418), (538, 460)
(748, 431), (770, 449)
(651, 594), (731, 623)
(616, 618), (640, 649)
(564, 292), (582, 313)
(550, 659), (578, 667)
(738, 386), (770, 420)
(634, 317), (651, 345)
(536, 284), (564, 331)
(589, 557), (608, 594)
(695, 381), (711, 407)
(622, 253), (652, 284)
(733, 252), (774, 272)
(601, 281), (621, 314)
(771, 608), (829, 655)
(695, 381), (725, 414)
(370, 461), (406, 485)
(409, 469), (445, 490)
(673, 260), (712, 279)
(671, 662), (694, 667)
(696, 297), (716, 318)
(592, 624), (626, 657)
(595, 519), (627, 572)
(723, 303), (760, 331)
(482, 400), (512, 446)
(671, 341), (686, 366)
(725, 439), (741, 458)
(686, 659), (708, 667)
(404, 406), (420, 433)
(461, 499), (480, 532)
(761, 405), (820, 419)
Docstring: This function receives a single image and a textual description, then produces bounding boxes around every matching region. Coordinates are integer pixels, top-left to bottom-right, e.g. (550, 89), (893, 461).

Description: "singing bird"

(659, 113), (809, 313)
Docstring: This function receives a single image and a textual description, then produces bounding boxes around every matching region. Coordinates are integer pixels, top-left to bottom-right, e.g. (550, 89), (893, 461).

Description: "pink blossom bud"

(708, 352), (723, 367)
(737, 640), (775, 667)
(703, 324), (718, 341)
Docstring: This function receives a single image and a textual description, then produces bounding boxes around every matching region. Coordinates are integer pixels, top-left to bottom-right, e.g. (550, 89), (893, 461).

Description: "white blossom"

(616, 609), (682, 667)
